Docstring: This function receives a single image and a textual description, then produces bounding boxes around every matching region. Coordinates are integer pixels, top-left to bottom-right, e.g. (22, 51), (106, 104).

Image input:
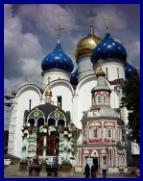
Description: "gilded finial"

(55, 25), (64, 43)
(45, 77), (52, 97)
(96, 59), (105, 77)
(104, 15), (110, 32)
(87, 10), (97, 35)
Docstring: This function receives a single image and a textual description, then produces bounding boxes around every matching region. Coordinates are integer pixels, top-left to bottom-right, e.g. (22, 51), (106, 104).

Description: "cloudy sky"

(4, 4), (140, 128)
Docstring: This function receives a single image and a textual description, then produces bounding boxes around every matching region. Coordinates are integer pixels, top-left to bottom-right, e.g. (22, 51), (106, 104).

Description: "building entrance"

(86, 157), (99, 171)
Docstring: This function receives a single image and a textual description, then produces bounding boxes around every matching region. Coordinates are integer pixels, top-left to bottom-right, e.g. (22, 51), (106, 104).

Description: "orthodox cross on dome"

(104, 15), (110, 32)
(87, 10), (97, 35)
(55, 25), (64, 43)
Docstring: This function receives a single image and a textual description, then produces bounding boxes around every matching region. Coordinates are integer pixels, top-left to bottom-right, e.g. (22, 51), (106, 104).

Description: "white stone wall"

(74, 75), (97, 129)
(94, 61), (125, 81)
(110, 86), (120, 109)
(8, 85), (41, 158)
(77, 56), (95, 82)
(42, 69), (70, 85)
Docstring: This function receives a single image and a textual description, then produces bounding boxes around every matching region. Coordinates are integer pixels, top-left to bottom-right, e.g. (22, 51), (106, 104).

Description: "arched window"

(98, 96), (101, 104)
(93, 129), (98, 138)
(108, 129), (112, 138)
(28, 118), (35, 127)
(48, 118), (56, 126)
(37, 118), (44, 127)
(58, 119), (65, 126)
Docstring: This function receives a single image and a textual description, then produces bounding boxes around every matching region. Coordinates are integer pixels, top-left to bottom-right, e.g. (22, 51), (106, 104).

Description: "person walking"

(91, 164), (97, 178)
(84, 163), (90, 178)
(101, 162), (108, 178)
(33, 157), (41, 176)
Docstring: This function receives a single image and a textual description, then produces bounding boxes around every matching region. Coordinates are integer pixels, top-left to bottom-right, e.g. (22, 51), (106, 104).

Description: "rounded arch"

(15, 83), (42, 99)
(75, 74), (112, 95)
(48, 110), (66, 122)
(28, 118), (35, 127)
(43, 79), (74, 98)
(27, 109), (45, 122)
(91, 149), (99, 157)
(75, 74), (96, 94)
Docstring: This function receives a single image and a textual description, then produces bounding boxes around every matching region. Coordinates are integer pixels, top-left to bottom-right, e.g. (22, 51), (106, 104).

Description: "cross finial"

(55, 25), (64, 42)
(104, 15), (110, 32)
(87, 10), (97, 35)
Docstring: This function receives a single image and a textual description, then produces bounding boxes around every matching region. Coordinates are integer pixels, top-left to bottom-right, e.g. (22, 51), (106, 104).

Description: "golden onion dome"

(75, 25), (101, 60)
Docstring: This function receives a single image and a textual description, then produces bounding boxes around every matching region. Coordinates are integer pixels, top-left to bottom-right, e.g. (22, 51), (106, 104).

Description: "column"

(43, 128), (47, 157)
(108, 148), (111, 167)
(115, 147), (118, 167)
(101, 121), (104, 142)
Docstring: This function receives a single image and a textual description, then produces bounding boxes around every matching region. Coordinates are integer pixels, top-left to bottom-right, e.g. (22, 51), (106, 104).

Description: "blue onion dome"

(41, 41), (74, 73)
(91, 32), (127, 64)
(70, 69), (78, 85)
(125, 62), (137, 79)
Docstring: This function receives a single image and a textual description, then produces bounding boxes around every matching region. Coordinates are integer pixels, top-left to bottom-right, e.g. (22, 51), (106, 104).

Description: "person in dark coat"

(91, 164), (97, 178)
(28, 159), (33, 176)
(84, 163), (90, 178)
(33, 158), (41, 176)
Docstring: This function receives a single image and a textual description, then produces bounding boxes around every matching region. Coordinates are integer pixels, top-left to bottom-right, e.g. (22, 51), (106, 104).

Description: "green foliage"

(121, 72), (140, 143)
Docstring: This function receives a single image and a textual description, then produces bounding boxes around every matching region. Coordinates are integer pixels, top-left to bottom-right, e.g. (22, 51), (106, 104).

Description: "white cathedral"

(7, 19), (138, 173)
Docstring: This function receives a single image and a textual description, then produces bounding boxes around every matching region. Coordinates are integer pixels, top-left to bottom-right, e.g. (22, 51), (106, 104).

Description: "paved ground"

(4, 164), (134, 178)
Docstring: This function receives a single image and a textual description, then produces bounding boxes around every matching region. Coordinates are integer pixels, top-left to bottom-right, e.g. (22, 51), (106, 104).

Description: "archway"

(28, 118), (35, 127)
(48, 118), (56, 126)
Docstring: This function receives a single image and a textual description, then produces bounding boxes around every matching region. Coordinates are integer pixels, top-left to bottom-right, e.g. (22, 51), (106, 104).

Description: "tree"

(121, 72), (140, 143)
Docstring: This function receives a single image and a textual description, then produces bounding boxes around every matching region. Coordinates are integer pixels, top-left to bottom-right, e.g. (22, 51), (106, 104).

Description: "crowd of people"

(84, 162), (108, 178)
(28, 158), (41, 176)
(28, 158), (58, 177)
(27, 157), (140, 178)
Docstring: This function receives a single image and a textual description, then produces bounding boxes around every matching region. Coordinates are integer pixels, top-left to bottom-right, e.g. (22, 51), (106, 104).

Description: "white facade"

(8, 61), (127, 159)
(8, 85), (41, 158)
(94, 61), (125, 81)
(42, 69), (70, 85)
(77, 56), (95, 82)
(8, 27), (130, 165)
